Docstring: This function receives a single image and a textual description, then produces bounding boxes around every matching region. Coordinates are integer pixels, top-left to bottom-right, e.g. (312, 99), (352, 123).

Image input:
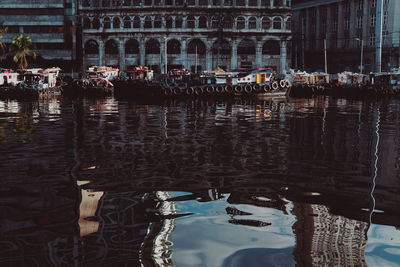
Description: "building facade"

(78, 0), (292, 73)
(0, 0), (77, 70)
(292, 0), (400, 73)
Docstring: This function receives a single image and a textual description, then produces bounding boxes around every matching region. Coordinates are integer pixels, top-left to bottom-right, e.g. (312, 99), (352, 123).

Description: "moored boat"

(64, 66), (119, 97)
(0, 67), (62, 99)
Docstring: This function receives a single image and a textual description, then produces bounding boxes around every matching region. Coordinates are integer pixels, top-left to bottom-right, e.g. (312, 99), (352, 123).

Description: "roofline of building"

(292, 0), (343, 11)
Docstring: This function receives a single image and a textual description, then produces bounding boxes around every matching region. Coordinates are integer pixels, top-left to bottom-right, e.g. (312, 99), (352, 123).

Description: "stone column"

(206, 41), (213, 70)
(181, 38), (187, 69)
(337, 1), (344, 48)
(140, 38), (145, 66)
(160, 37), (167, 74)
(231, 40), (238, 70)
(280, 40), (287, 73)
(98, 39), (104, 66)
(316, 7), (321, 49)
(255, 41), (263, 68)
(119, 38), (125, 71)
(270, 0), (273, 8)
(140, 16), (144, 30)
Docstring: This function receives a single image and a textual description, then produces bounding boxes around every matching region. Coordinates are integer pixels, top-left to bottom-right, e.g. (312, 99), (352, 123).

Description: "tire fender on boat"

(173, 87), (181, 95)
(216, 85), (224, 93)
(272, 81), (279, 90)
(244, 84), (252, 93)
(195, 87), (203, 95)
(187, 87), (195, 95)
(263, 84), (271, 93)
(225, 85), (233, 93)
(206, 85), (214, 94)
(234, 85), (243, 93)
(253, 83), (260, 92)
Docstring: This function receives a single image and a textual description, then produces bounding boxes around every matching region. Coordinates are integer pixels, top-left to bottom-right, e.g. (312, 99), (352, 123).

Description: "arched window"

(285, 17), (291, 30)
(237, 39), (255, 55)
(165, 0), (172, 4)
(236, 0), (245, 6)
(92, 0), (100, 6)
(167, 39), (181, 54)
(199, 16), (207, 28)
(112, 0), (123, 5)
(102, 0), (110, 7)
(236, 17), (245, 30)
(222, 16), (233, 29)
(213, 40), (231, 56)
(146, 39), (160, 54)
(85, 40), (99, 54)
(273, 17), (282, 29)
(125, 39), (139, 54)
(262, 40), (280, 55)
(123, 0), (131, 5)
(213, 0), (220, 5)
(103, 17), (111, 29)
(132, 0), (141, 5)
(224, 0), (232, 5)
(188, 39), (206, 54)
(187, 0), (195, 5)
(175, 16), (183, 28)
(83, 0), (90, 7)
(187, 16), (195, 28)
(212, 16), (220, 28)
(133, 16), (140, 28)
(113, 17), (121, 29)
(248, 17), (257, 29)
(166, 16), (173, 28)
(175, 0), (183, 5)
(83, 17), (91, 29)
(262, 17), (271, 29)
(154, 16), (162, 28)
(248, 0), (257, 6)
(123, 16), (131, 28)
(199, 0), (207, 5)
(144, 16), (152, 28)
(274, 0), (282, 6)
(154, 0), (161, 5)
(105, 39), (119, 54)
(144, 0), (152, 5)
(92, 18), (100, 29)
(261, 0), (269, 6)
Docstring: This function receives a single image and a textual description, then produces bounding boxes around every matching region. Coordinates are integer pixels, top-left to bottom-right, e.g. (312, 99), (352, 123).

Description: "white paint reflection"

(77, 180), (104, 237)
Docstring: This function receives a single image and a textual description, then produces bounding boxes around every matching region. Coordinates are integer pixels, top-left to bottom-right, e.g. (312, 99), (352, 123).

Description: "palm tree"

(9, 35), (36, 69)
(0, 21), (8, 57)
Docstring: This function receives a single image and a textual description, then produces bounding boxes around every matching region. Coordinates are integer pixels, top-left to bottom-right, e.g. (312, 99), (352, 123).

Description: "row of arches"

(83, 15), (291, 31)
(85, 38), (281, 56)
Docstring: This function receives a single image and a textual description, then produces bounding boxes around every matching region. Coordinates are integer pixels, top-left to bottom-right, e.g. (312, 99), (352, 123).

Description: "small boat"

(64, 66), (119, 97)
(113, 66), (157, 98)
(0, 67), (62, 99)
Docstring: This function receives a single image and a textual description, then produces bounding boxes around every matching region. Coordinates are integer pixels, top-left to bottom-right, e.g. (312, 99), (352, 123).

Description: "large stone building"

(0, 0), (77, 70)
(78, 0), (292, 73)
(292, 0), (400, 73)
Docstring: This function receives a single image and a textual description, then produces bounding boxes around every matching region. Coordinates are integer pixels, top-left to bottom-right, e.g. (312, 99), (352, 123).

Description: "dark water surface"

(0, 96), (399, 267)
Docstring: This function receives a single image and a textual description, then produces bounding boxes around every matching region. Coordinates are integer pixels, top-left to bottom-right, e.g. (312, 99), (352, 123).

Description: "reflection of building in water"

(78, 180), (104, 237)
(293, 203), (368, 267)
(75, 188), (176, 266)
